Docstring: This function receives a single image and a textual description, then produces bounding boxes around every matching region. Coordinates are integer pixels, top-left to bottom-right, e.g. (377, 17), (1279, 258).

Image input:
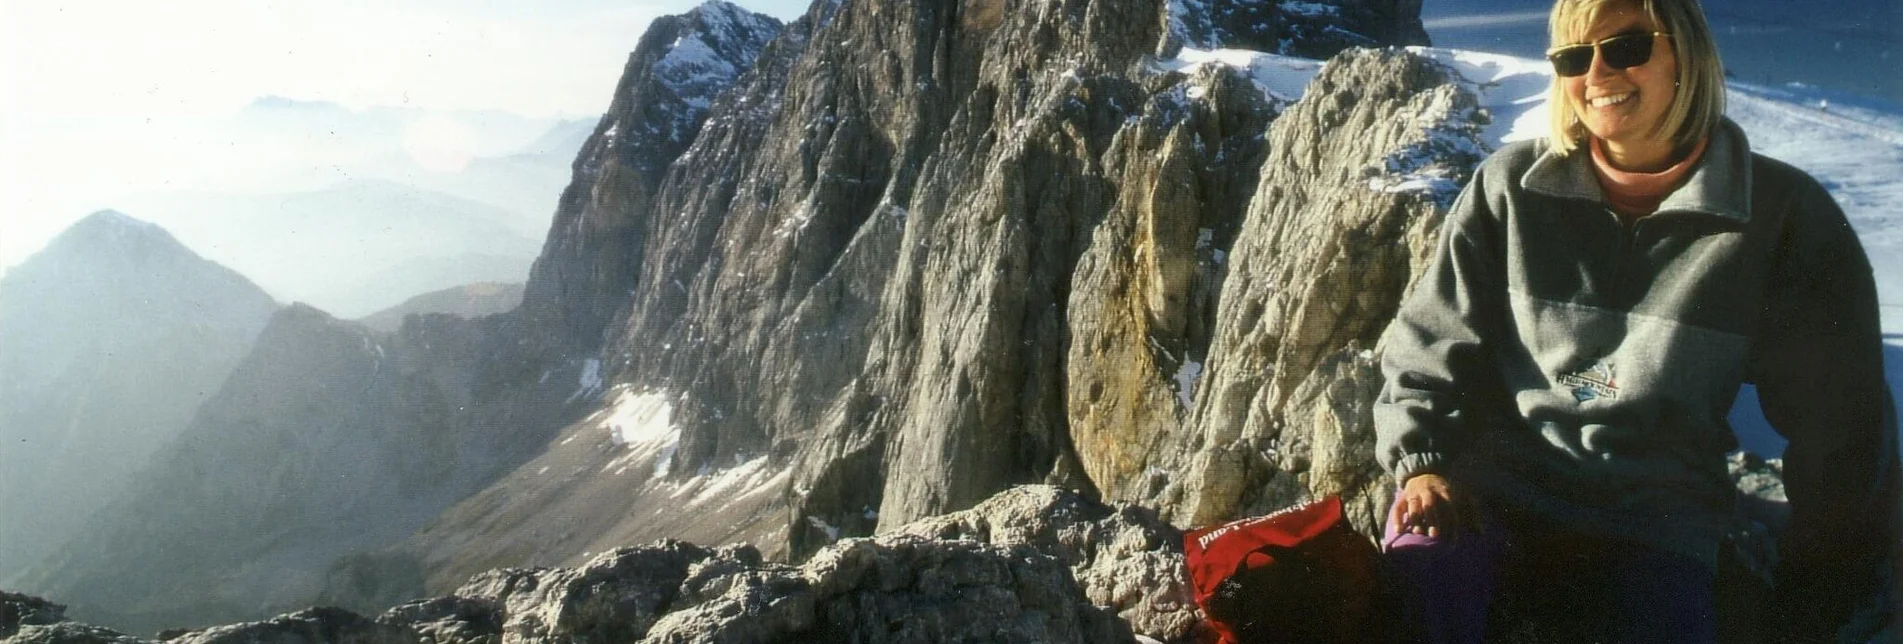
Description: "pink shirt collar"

(1589, 136), (1710, 218)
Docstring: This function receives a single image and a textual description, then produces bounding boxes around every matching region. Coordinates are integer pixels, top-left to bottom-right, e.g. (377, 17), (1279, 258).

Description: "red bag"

(1182, 496), (1392, 644)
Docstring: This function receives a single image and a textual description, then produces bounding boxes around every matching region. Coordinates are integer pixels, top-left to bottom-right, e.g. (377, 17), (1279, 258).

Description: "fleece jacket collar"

(1519, 118), (1755, 223)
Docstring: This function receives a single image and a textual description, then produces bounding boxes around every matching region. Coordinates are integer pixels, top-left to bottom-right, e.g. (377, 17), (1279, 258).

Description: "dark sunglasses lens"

(1550, 47), (1593, 77)
(1601, 34), (1655, 69)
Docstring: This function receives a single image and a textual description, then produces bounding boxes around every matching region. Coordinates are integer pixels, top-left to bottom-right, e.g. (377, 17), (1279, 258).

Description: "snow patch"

(1363, 84), (1491, 208)
(806, 515), (841, 541)
(659, 33), (738, 111)
(1281, 2), (1339, 17)
(642, 3), (780, 142)
(1173, 360), (1204, 409)
(1159, 48), (1324, 104)
(567, 358), (604, 403)
(1406, 48), (1554, 147)
(773, 199), (819, 238)
(599, 388), (681, 482)
(688, 454), (778, 505)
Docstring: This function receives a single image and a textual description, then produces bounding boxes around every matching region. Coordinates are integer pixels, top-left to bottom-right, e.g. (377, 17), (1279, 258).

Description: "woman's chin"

(1585, 119), (1659, 148)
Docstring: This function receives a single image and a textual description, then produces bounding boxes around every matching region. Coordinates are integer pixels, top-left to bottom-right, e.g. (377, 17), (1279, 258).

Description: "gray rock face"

(559, 0), (1434, 564)
(10, 469), (1820, 643)
(0, 212), (278, 585)
(377, 597), (498, 644)
(1166, 0), (1430, 57)
(165, 608), (416, 644)
(643, 535), (1131, 643)
(8, 487), (1178, 643)
(3, 591), (149, 644)
(518, 2), (784, 349)
(4, 622), (150, 644)
(1062, 62), (1278, 524)
(361, 499), (1147, 643)
(886, 486), (1201, 641)
(4, 591), (70, 639)
(454, 541), (726, 643)
(1148, 48), (1488, 534)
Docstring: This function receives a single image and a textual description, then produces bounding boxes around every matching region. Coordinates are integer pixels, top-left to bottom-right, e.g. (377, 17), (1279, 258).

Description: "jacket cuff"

(1393, 452), (1449, 484)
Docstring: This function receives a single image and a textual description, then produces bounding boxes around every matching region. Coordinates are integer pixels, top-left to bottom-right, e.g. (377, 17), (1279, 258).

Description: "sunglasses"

(1546, 32), (1672, 77)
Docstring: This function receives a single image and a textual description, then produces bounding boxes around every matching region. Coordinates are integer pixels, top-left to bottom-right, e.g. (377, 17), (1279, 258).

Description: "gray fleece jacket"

(1374, 118), (1898, 579)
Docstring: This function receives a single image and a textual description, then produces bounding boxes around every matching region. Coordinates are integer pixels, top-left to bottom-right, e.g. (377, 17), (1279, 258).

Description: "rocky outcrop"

(519, 2), (784, 348)
(1148, 48), (1489, 534)
(166, 608), (417, 644)
(1166, 0), (1430, 58)
(4, 623), (150, 644)
(886, 486), (1200, 641)
(1061, 61), (1278, 522)
(381, 533), (1131, 643)
(552, 0), (1433, 565)
(12, 486), (1176, 644)
(3, 592), (69, 639)
(0, 212), (278, 582)
(3, 592), (150, 644)
(13, 463), (1837, 643)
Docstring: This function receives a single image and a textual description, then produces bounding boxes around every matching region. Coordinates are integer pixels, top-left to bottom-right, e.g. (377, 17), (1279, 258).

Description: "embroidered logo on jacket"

(1559, 359), (1620, 402)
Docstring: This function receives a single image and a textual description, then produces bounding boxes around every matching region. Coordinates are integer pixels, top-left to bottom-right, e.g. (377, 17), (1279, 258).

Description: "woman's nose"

(1586, 47), (1618, 80)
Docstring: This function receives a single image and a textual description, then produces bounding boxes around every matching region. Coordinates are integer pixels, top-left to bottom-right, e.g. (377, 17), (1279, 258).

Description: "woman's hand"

(1390, 473), (1477, 539)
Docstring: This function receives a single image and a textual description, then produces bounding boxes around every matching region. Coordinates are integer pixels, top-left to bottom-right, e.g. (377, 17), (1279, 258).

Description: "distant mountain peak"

(74, 208), (159, 230)
(8, 211), (274, 321)
(46, 210), (187, 256)
(687, 0), (750, 18)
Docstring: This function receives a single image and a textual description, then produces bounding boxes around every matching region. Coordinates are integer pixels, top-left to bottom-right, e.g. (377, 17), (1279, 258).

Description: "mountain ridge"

(0, 212), (279, 588)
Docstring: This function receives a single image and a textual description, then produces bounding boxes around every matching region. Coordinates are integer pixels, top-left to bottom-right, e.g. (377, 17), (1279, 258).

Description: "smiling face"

(1559, 1), (1680, 168)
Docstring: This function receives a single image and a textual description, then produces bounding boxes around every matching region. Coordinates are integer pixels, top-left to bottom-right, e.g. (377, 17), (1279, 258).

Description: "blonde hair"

(1545, 0), (1726, 156)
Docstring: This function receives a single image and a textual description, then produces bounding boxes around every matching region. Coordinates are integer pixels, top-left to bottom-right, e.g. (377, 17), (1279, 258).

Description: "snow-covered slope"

(1173, 45), (1903, 459)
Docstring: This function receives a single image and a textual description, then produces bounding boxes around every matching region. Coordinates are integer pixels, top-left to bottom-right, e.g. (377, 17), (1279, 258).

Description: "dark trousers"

(1384, 513), (1718, 644)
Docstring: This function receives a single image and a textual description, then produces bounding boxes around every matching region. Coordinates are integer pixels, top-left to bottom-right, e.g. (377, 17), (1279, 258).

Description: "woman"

(1373, 0), (1899, 641)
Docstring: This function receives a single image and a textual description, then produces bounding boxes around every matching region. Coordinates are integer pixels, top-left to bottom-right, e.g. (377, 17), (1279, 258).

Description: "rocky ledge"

(7, 453), (1849, 644)
(4, 486), (1195, 644)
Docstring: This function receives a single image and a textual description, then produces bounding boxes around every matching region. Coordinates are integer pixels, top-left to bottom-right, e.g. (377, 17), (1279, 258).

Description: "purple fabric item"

(1384, 515), (1505, 644)
(1381, 500), (1717, 644)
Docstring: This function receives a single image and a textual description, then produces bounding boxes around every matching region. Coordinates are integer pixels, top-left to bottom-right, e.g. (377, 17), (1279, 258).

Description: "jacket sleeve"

(1374, 172), (1507, 485)
(1749, 182), (1901, 640)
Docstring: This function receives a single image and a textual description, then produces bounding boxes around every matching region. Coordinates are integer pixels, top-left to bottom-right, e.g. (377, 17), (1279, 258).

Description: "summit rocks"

(9, 487), (1188, 644)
